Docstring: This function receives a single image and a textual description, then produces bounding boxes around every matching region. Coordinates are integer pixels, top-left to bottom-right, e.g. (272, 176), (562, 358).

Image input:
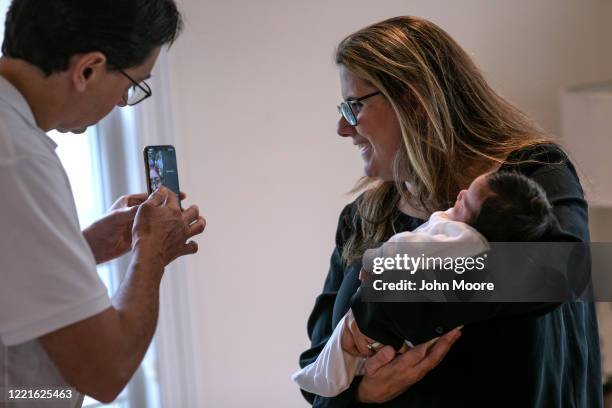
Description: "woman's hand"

(341, 309), (378, 358)
(356, 327), (462, 403)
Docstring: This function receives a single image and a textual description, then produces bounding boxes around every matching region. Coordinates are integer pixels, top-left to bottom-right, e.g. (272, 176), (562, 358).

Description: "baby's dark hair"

(472, 172), (557, 242)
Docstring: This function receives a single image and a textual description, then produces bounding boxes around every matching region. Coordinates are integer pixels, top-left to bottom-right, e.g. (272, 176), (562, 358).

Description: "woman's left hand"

(341, 309), (378, 358)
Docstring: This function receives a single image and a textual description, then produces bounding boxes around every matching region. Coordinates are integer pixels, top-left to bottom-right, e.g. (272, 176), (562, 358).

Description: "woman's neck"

(398, 160), (503, 217)
(397, 183), (429, 219)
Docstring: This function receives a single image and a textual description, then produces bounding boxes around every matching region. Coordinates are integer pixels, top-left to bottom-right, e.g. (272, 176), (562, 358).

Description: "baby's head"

(447, 171), (557, 241)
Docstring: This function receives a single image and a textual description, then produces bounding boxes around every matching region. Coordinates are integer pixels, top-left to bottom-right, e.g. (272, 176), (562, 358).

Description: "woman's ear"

(70, 52), (107, 92)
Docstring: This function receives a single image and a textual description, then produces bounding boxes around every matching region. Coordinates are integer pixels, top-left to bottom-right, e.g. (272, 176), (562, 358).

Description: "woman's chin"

(363, 163), (395, 180)
(361, 153), (395, 179)
(363, 162), (376, 178)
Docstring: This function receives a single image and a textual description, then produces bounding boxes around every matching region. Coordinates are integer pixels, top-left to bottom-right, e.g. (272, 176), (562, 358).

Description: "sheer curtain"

(0, 0), (6, 36)
(112, 50), (199, 408)
(88, 50), (198, 407)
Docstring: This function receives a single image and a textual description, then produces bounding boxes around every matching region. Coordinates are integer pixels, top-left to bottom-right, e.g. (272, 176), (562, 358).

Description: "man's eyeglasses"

(337, 91), (381, 126)
(119, 70), (152, 106)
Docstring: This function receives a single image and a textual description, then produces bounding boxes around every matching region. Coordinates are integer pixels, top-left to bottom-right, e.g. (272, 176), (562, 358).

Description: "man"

(0, 1), (205, 406)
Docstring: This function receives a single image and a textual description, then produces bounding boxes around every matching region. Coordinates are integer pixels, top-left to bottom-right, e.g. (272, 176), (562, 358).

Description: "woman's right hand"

(356, 327), (462, 404)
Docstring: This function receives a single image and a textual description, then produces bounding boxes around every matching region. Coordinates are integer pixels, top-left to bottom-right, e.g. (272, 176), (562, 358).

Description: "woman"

(299, 16), (602, 407)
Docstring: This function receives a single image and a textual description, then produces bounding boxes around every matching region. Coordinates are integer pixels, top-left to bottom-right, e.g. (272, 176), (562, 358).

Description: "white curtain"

(0, 0), (9, 53)
(96, 49), (198, 408)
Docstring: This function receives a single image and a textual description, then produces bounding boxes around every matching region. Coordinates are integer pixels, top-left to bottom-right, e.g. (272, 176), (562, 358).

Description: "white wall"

(165, 1), (611, 406)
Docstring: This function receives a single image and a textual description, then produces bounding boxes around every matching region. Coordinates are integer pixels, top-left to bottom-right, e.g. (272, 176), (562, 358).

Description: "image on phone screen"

(145, 145), (181, 198)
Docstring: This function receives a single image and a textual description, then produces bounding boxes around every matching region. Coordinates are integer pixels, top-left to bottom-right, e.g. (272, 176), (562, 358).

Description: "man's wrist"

(82, 224), (104, 264)
(131, 238), (165, 273)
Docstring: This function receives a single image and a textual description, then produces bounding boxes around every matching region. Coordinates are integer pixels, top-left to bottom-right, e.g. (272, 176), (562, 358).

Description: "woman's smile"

(354, 140), (372, 156)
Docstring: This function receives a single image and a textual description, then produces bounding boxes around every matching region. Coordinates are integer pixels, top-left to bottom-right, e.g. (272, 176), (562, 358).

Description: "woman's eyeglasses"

(337, 91), (381, 126)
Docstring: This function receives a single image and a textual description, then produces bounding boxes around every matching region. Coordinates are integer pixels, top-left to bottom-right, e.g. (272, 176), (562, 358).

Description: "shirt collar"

(0, 74), (58, 150)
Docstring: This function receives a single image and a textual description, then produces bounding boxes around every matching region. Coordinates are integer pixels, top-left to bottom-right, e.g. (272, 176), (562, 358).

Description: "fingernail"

(428, 336), (440, 345)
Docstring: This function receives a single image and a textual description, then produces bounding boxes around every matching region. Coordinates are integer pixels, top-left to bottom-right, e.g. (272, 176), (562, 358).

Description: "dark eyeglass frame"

(337, 91), (381, 126)
(119, 70), (152, 106)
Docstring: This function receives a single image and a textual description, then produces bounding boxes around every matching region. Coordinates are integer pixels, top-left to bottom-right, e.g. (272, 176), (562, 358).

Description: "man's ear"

(70, 52), (107, 92)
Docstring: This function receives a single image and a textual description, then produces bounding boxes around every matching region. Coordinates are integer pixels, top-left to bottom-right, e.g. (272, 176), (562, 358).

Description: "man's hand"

(132, 186), (205, 268)
(83, 191), (191, 264)
(356, 327), (462, 403)
(83, 193), (148, 264)
(42, 187), (205, 402)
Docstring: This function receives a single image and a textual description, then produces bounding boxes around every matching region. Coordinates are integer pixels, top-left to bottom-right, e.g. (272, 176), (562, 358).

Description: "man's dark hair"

(472, 171), (557, 242)
(2, 0), (183, 75)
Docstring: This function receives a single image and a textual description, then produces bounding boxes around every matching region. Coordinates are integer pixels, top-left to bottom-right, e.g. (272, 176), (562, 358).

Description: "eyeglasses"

(119, 70), (152, 106)
(337, 91), (381, 126)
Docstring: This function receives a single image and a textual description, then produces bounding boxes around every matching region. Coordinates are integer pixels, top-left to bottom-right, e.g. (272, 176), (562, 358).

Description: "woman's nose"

(337, 116), (355, 138)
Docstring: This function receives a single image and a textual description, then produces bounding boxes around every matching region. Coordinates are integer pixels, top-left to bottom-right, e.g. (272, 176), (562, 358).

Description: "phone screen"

(144, 145), (181, 199)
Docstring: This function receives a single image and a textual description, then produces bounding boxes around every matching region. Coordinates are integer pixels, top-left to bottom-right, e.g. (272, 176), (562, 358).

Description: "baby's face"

(447, 173), (494, 224)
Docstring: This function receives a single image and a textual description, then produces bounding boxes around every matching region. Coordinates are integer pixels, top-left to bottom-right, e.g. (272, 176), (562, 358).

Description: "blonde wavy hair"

(336, 16), (554, 263)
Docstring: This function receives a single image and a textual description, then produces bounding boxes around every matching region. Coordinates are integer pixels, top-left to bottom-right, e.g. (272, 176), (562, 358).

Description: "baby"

(293, 171), (557, 397)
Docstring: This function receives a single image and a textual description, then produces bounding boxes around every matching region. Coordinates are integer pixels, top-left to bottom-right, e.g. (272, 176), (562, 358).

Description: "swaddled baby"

(293, 171), (557, 397)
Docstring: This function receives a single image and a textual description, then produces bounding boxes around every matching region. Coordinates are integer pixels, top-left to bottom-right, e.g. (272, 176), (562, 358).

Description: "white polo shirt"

(0, 75), (112, 407)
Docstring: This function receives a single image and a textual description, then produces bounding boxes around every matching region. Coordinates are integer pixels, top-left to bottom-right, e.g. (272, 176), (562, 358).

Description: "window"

(48, 129), (131, 408)
(0, 0), (6, 39)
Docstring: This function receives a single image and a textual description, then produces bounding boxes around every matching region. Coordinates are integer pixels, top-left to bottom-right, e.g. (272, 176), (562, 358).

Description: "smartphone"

(143, 145), (182, 206)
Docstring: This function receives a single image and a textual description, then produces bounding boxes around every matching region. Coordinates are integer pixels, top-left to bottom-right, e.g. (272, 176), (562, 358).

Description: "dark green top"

(299, 144), (603, 407)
